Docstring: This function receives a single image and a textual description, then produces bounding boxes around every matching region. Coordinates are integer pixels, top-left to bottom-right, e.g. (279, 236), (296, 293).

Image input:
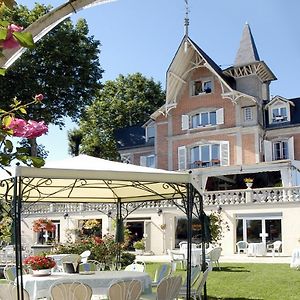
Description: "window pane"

(274, 142), (281, 160)
(282, 141), (288, 159)
(146, 156), (155, 167)
(191, 114), (199, 128)
(210, 111), (216, 125)
(191, 146), (200, 162)
(201, 112), (209, 125)
(236, 219), (243, 242)
(147, 126), (155, 139)
(203, 81), (212, 93)
(265, 219), (281, 244)
(211, 144), (220, 160)
(272, 108), (279, 117)
(201, 145), (210, 162)
(280, 107), (287, 116)
(244, 107), (253, 121)
(194, 80), (203, 95)
(246, 220), (262, 243)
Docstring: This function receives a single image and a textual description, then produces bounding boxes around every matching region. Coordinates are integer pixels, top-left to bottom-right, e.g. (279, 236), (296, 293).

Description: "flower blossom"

(1, 24), (23, 49)
(7, 118), (48, 139)
(35, 94), (44, 102)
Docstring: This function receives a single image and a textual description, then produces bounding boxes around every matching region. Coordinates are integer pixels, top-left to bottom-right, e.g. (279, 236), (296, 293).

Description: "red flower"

(23, 255), (56, 270)
(33, 218), (56, 232)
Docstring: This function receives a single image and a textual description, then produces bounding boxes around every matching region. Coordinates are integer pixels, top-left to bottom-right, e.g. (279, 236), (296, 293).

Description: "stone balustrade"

(23, 186), (300, 215)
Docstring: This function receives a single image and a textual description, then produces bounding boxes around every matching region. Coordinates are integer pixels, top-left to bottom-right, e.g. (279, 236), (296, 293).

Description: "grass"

(144, 262), (300, 300)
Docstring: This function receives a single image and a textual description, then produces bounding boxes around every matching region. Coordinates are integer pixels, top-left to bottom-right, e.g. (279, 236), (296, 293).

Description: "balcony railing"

(22, 186), (300, 215)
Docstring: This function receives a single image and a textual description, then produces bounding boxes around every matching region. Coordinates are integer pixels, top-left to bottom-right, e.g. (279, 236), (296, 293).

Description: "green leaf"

(13, 31), (35, 49)
(19, 106), (26, 114)
(0, 68), (6, 76)
(0, 28), (7, 41)
(3, 0), (16, 9)
(2, 115), (12, 127)
(0, 20), (9, 28)
(30, 156), (45, 168)
(4, 139), (13, 152)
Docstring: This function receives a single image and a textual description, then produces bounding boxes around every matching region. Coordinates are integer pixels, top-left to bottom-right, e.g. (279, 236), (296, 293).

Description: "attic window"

(272, 107), (287, 122)
(192, 79), (212, 96)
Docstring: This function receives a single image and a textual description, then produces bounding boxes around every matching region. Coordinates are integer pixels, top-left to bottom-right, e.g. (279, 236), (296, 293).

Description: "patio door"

(236, 214), (282, 245)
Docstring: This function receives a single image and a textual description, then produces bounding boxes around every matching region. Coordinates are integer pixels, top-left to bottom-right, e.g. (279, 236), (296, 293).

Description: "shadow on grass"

(208, 297), (263, 300)
(212, 266), (250, 273)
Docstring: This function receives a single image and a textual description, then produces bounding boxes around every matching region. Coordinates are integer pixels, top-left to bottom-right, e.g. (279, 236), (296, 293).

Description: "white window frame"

(243, 106), (253, 122)
(140, 155), (155, 168)
(191, 78), (213, 96)
(189, 144), (221, 167)
(145, 125), (155, 142)
(268, 101), (291, 124)
(182, 108), (224, 130)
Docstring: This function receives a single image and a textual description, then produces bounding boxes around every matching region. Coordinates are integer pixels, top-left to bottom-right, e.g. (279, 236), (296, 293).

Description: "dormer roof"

(265, 95), (295, 109)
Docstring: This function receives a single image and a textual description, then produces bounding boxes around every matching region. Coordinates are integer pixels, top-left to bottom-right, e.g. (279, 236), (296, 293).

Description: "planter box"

(31, 244), (53, 255)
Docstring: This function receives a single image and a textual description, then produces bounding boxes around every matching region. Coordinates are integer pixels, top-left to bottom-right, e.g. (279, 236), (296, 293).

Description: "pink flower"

(1, 24), (23, 49)
(7, 118), (48, 139)
(35, 94), (44, 102)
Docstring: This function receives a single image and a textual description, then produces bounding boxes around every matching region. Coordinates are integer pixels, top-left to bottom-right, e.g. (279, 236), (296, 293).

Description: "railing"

(23, 186), (300, 215)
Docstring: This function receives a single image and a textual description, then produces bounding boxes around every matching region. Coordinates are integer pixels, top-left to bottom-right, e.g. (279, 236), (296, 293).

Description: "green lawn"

(144, 263), (300, 300)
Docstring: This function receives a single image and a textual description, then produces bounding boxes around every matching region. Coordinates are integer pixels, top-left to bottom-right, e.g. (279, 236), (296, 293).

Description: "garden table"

(18, 270), (152, 300)
(247, 242), (267, 256)
(177, 248), (203, 266)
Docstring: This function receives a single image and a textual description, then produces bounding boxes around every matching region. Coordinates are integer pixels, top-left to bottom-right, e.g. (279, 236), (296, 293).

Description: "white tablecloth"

(178, 248), (203, 266)
(247, 243), (267, 256)
(290, 248), (300, 268)
(18, 271), (152, 300)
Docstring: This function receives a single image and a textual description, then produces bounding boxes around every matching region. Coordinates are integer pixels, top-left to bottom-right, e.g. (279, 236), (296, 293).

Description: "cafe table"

(247, 242), (267, 257)
(18, 270), (152, 300)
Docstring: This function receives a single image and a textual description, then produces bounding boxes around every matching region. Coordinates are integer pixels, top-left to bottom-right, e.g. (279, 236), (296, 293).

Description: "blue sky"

(25, 0), (300, 161)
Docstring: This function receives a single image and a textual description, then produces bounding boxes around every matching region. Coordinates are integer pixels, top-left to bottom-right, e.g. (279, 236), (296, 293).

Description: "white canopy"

(9, 155), (191, 204)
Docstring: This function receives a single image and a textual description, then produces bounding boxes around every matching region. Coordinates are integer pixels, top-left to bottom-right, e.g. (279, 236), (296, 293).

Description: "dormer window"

(145, 125), (155, 142)
(272, 107), (287, 122)
(192, 78), (212, 96)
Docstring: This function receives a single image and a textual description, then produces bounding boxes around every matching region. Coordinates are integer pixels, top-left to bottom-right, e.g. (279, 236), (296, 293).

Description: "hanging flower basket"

(32, 218), (56, 232)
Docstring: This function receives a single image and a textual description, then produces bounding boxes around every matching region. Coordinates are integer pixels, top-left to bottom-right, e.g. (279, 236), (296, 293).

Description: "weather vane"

(184, 0), (190, 37)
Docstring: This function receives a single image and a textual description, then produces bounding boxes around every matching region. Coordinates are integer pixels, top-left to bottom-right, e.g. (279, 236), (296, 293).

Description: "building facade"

(22, 24), (300, 256)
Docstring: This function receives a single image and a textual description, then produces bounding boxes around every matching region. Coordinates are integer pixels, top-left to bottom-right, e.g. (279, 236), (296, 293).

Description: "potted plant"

(133, 239), (145, 254)
(32, 218), (56, 245)
(23, 255), (56, 276)
(244, 178), (254, 189)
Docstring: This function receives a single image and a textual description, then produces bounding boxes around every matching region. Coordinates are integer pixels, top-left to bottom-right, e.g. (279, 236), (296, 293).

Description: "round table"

(19, 270), (152, 300)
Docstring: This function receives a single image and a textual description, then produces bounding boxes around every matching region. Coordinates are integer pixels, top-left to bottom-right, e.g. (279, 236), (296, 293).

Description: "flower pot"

(32, 269), (51, 276)
(246, 182), (253, 189)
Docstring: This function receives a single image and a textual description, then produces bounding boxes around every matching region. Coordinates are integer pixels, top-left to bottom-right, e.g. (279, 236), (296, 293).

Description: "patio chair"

(80, 250), (91, 263)
(108, 279), (142, 300)
(151, 263), (172, 287)
(141, 275), (182, 300)
(178, 241), (198, 251)
(167, 249), (186, 271)
(3, 265), (27, 282)
(124, 262), (145, 272)
(177, 265), (212, 300)
(267, 241), (282, 257)
(50, 281), (92, 300)
(236, 241), (249, 254)
(205, 247), (222, 270)
(0, 282), (30, 300)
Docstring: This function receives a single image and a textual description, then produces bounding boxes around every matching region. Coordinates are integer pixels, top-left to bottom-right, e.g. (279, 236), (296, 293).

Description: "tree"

(68, 128), (83, 156)
(71, 73), (165, 160)
(0, 3), (103, 129)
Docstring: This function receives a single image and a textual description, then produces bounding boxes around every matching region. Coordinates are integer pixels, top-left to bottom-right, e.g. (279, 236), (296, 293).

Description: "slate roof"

(115, 126), (153, 150)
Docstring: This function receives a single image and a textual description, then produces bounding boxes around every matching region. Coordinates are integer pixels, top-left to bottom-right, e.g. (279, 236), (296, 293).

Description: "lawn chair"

(236, 241), (249, 254)
(152, 263), (172, 287)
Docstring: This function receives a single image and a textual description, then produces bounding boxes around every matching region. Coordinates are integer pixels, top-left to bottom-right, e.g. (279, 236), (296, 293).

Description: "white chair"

(177, 265), (212, 300)
(80, 250), (91, 263)
(267, 241), (282, 257)
(167, 249), (186, 271)
(236, 241), (249, 254)
(50, 281), (92, 300)
(124, 263), (145, 272)
(3, 265), (27, 282)
(179, 241), (197, 251)
(206, 247), (222, 270)
(0, 281), (30, 300)
(108, 279), (142, 300)
(141, 275), (182, 300)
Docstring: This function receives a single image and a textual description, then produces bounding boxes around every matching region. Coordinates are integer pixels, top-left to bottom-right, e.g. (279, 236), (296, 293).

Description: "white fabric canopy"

(8, 155), (191, 204)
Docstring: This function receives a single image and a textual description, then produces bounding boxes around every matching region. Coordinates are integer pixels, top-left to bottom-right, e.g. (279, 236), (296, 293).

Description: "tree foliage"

(0, 3), (103, 128)
(72, 73), (165, 160)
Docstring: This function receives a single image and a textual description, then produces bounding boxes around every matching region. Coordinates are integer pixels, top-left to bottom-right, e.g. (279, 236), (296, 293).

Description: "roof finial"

(184, 0), (189, 37)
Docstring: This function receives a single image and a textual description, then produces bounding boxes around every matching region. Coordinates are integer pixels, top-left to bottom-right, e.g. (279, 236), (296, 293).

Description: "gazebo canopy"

(9, 155), (191, 204)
